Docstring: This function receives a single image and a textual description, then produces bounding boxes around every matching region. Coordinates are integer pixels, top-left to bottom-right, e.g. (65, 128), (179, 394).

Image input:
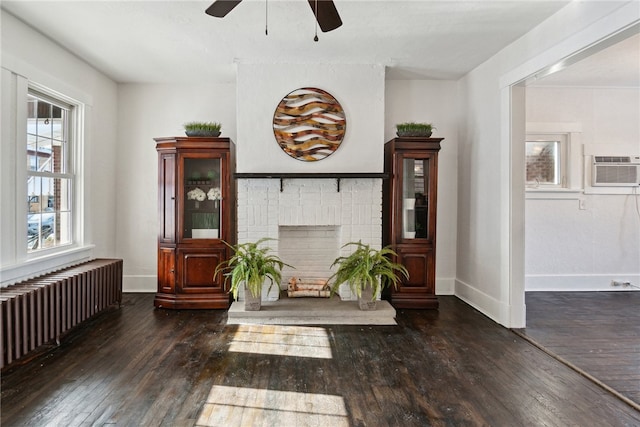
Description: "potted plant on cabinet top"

(396, 122), (435, 138)
(214, 238), (292, 311)
(184, 121), (222, 137)
(329, 241), (409, 310)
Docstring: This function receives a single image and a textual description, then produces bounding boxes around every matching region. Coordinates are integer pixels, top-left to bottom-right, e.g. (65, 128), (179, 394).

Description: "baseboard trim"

(526, 274), (640, 292)
(454, 278), (508, 326)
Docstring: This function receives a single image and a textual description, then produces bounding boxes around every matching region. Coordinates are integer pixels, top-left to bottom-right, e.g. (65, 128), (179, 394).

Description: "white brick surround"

(237, 178), (383, 301)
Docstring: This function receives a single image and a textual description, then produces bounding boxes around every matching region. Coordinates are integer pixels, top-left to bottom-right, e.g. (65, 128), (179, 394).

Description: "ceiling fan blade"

(307, 0), (343, 32)
(205, 0), (243, 18)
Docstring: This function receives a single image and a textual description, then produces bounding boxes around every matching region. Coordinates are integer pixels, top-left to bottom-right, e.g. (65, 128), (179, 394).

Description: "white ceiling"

(3, 0), (577, 83)
(531, 31), (640, 88)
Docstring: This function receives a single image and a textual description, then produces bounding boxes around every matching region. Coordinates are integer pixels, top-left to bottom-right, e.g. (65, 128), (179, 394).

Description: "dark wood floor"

(516, 291), (640, 407)
(2, 293), (639, 426)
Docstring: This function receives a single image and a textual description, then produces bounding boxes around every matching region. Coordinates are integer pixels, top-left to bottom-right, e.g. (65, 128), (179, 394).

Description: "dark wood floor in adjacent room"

(2, 293), (639, 426)
(516, 291), (640, 407)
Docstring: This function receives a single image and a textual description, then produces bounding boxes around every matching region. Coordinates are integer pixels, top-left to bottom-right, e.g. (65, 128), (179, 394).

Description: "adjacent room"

(1, 1), (639, 425)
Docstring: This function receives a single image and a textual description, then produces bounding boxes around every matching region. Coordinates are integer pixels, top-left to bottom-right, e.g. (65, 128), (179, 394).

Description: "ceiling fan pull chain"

(265, 0), (268, 35)
(313, 0), (319, 41)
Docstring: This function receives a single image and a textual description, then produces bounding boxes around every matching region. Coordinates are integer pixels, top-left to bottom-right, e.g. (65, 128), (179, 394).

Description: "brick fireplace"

(236, 177), (383, 301)
(234, 62), (386, 303)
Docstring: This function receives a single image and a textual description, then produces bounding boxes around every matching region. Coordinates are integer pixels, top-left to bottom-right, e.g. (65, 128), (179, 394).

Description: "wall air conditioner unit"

(592, 155), (640, 186)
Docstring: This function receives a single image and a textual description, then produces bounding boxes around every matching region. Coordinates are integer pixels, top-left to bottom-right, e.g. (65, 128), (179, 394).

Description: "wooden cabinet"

(383, 137), (443, 309)
(155, 137), (236, 309)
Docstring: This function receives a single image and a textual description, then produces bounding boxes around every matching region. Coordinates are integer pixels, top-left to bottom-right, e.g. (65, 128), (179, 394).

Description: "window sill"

(1, 244), (96, 286)
(525, 188), (582, 200)
(584, 186), (640, 195)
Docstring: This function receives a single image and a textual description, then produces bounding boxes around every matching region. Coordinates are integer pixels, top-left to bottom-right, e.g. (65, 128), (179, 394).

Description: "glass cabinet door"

(183, 157), (221, 239)
(402, 157), (430, 240)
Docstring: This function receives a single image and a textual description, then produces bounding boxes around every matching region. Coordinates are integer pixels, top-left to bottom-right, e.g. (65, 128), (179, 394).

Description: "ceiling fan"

(205, 0), (343, 33)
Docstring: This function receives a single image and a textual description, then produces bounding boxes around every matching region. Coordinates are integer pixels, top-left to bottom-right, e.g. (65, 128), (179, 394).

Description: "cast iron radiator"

(0, 258), (123, 369)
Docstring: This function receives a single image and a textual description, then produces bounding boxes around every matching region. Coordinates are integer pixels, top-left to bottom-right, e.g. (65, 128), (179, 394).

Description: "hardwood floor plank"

(2, 293), (639, 426)
(519, 291), (640, 408)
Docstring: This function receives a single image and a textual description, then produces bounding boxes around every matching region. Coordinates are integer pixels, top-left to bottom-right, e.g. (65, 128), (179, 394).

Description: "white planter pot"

(404, 198), (416, 210)
(358, 286), (377, 310)
(244, 285), (262, 311)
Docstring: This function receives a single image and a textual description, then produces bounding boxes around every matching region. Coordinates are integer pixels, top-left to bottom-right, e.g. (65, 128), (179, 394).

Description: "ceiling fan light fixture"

(313, 0), (319, 42)
(265, 0), (268, 36)
(205, 0), (342, 35)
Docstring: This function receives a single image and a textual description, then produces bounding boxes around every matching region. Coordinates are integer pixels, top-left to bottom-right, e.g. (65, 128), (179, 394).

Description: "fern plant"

(329, 241), (409, 300)
(214, 238), (293, 300)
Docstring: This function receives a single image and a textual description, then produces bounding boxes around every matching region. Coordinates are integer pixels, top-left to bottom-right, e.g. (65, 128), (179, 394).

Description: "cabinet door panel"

(178, 154), (223, 243)
(177, 248), (225, 293)
(158, 247), (175, 293)
(159, 154), (176, 243)
(396, 247), (434, 293)
(397, 154), (437, 244)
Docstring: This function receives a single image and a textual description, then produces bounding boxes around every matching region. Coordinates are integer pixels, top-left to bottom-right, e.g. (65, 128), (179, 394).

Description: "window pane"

(526, 141), (559, 184)
(37, 136), (54, 172)
(27, 90), (74, 253)
(27, 212), (55, 250)
(28, 176), (41, 213)
(42, 177), (54, 211)
(27, 135), (38, 171)
(56, 178), (72, 211)
(58, 211), (72, 246)
(55, 110), (66, 143)
(54, 140), (65, 174)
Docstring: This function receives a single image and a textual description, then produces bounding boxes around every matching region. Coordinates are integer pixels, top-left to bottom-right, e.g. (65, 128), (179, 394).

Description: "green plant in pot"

(214, 238), (293, 311)
(396, 122), (435, 137)
(329, 241), (409, 310)
(184, 121), (222, 137)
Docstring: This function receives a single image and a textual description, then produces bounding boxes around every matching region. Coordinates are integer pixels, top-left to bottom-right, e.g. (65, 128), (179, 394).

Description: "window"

(526, 133), (567, 188)
(27, 90), (75, 252)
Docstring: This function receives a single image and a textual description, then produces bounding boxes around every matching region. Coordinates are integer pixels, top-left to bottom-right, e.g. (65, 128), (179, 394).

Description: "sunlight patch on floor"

(228, 324), (333, 359)
(196, 385), (349, 426)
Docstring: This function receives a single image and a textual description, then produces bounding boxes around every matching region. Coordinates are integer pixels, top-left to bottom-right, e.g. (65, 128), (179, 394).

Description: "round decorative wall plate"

(273, 87), (346, 162)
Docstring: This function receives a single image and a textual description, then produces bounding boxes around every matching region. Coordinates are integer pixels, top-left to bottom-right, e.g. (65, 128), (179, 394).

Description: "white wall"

(457, 1), (639, 327)
(385, 80), (459, 294)
(116, 71), (462, 295)
(0, 11), (118, 284)
(525, 86), (640, 290)
(237, 63), (385, 173)
(116, 83), (236, 291)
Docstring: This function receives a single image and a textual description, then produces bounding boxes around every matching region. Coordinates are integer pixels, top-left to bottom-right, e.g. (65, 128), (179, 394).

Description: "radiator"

(0, 258), (123, 369)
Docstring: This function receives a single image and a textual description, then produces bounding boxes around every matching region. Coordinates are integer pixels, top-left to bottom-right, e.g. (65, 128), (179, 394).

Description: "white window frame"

(525, 123), (583, 199)
(2, 66), (91, 286)
(23, 82), (84, 261)
(525, 133), (567, 188)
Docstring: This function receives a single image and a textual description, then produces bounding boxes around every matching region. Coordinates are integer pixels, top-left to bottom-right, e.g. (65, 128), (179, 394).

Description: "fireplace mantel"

(234, 173), (387, 192)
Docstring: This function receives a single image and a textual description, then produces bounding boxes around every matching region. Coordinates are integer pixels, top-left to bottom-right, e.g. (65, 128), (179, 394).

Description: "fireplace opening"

(278, 225), (340, 292)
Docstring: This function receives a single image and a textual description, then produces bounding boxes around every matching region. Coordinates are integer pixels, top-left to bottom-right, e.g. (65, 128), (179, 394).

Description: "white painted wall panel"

(116, 83), (237, 291)
(236, 63), (385, 173)
(459, 1), (639, 326)
(1, 11), (118, 284)
(525, 86), (640, 291)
